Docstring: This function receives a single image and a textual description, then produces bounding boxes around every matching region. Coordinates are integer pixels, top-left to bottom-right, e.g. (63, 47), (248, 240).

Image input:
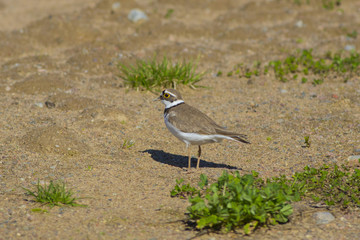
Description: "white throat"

(162, 99), (184, 109)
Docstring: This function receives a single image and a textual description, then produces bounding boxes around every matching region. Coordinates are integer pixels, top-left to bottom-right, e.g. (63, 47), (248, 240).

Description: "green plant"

(347, 30), (358, 39)
(31, 208), (48, 213)
(293, 0), (310, 5)
(263, 49), (359, 83)
(322, 0), (341, 10)
(303, 135), (311, 148)
(170, 178), (199, 199)
(292, 0), (341, 9)
(312, 78), (324, 86)
(119, 56), (206, 91)
(172, 164), (360, 234)
(23, 180), (86, 207)
(165, 9), (174, 18)
(216, 70), (223, 77)
(186, 171), (296, 234)
(291, 164), (360, 208)
(122, 139), (135, 149)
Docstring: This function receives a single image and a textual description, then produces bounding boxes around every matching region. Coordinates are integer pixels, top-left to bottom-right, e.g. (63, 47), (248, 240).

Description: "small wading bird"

(156, 89), (250, 169)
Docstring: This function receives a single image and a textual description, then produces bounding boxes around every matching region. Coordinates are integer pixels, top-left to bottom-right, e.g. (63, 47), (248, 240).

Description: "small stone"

(35, 102), (44, 108)
(295, 20), (304, 28)
(26, 214), (33, 221)
(277, 119), (284, 123)
(348, 155), (360, 161)
(344, 45), (355, 51)
(347, 155), (360, 167)
(313, 211), (335, 224)
(5, 86), (11, 91)
(280, 89), (288, 94)
(111, 2), (121, 11)
(128, 9), (148, 23)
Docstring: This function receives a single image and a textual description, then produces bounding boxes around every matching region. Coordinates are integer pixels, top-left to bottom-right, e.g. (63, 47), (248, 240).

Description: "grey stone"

(35, 102), (44, 108)
(128, 9), (148, 23)
(295, 20), (304, 28)
(111, 2), (121, 11)
(348, 155), (360, 161)
(313, 212), (335, 224)
(344, 45), (355, 51)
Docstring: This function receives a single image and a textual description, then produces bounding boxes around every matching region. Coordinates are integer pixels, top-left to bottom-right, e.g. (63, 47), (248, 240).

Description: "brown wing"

(167, 103), (250, 144)
(167, 103), (224, 134)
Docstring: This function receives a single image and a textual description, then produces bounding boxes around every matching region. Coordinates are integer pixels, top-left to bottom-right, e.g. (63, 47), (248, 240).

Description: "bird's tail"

(230, 134), (250, 144)
(215, 128), (250, 144)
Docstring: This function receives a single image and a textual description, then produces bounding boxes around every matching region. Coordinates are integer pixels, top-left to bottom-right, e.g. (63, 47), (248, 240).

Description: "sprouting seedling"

(303, 136), (311, 148)
(122, 139), (135, 149)
(165, 9), (174, 18)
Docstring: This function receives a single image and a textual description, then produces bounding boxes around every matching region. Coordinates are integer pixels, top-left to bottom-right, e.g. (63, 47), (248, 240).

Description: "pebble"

(347, 155), (360, 167)
(128, 9), (148, 23)
(348, 155), (360, 161)
(26, 214), (33, 221)
(111, 2), (121, 11)
(313, 211), (335, 224)
(35, 102), (44, 108)
(344, 45), (355, 51)
(295, 20), (304, 28)
(280, 89), (288, 94)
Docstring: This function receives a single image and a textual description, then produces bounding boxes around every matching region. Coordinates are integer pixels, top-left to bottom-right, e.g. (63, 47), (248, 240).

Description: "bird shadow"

(142, 149), (241, 170)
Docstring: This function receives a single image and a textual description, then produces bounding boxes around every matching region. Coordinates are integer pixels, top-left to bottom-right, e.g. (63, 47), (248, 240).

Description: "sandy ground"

(0, 0), (360, 239)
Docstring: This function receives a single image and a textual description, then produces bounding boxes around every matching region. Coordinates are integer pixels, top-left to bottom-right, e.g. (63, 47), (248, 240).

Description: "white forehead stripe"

(164, 90), (177, 98)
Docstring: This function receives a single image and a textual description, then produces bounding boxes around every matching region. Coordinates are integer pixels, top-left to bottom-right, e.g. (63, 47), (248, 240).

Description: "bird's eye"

(164, 93), (170, 98)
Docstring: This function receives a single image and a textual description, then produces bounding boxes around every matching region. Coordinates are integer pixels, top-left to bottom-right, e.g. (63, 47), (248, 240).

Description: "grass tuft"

(119, 56), (206, 91)
(23, 180), (86, 207)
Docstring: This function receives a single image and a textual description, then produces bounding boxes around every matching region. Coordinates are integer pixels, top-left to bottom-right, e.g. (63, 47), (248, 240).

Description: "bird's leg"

(187, 144), (191, 169)
(196, 145), (201, 169)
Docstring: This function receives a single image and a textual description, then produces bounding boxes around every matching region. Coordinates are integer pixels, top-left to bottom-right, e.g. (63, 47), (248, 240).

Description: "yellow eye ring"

(164, 93), (170, 98)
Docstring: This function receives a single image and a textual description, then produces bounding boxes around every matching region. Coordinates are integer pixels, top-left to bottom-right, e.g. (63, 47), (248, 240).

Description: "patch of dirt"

(21, 125), (89, 156)
(0, 0), (360, 239)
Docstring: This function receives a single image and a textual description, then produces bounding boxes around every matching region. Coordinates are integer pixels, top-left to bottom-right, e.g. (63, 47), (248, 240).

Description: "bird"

(156, 88), (250, 169)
